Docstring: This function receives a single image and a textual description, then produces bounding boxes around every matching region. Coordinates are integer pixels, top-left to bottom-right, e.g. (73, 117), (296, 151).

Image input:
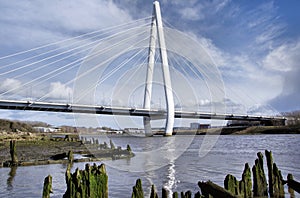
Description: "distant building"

(199, 124), (210, 129)
(190, 123), (200, 129)
(190, 123), (210, 129)
(124, 128), (144, 134)
(34, 127), (60, 133)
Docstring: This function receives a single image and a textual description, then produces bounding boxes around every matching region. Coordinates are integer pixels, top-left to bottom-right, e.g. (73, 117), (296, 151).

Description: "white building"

(34, 127), (60, 133)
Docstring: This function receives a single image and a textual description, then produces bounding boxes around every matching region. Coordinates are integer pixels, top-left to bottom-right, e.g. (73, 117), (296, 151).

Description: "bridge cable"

(0, 16), (151, 60)
(35, 32), (151, 102)
(0, 27), (150, 98)
(0, 22), (150, 77)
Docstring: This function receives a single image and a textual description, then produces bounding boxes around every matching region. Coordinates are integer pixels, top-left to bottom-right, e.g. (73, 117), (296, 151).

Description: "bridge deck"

(0, 99), (285, 123)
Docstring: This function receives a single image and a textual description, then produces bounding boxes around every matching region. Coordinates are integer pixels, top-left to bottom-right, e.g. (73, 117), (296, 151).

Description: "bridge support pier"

(143, 1), (174, 137)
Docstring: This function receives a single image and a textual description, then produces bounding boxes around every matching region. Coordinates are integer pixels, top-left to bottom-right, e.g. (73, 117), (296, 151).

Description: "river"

(0, 134), (299, 197)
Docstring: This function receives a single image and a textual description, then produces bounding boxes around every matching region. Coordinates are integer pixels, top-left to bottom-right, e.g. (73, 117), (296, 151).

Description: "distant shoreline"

(0, 132), (133, 167)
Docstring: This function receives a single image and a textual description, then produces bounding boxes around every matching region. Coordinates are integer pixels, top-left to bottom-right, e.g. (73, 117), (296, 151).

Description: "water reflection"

(163, 160), (176, 196)
(7, 166), (17, 191)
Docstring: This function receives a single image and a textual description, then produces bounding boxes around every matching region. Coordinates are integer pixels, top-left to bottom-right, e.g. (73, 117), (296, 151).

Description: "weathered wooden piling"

(103, 141), (108, 149)
(127, 144), (132, 153)
(42, 175), (53, 198)
(63, 163), (108, 198)
(265, 150), (285, 197)
(67, 150), (73, 163)
(252, 152), (268, 197)
(224, 163), (252, 198)
(224, 174), (239, 195)
(9, 140), (18, 165)
(110, 139), (115, 149)
(131, 179), (144, 198)
(172, 191), (179, 198)
(180, 190), (192, 198)
(194, 191), (202, 198)
(150, 185), (158, 198)
(95, 139), (99, 145)
(265, 150), (274, 196)
(198, 180), (238, 198)
(162, 187), (168, 198)
(241, 163), (252, 198)
(286, 173), (300, 194)
(273, 163), (285, 197)
(287, 174), (296, 198)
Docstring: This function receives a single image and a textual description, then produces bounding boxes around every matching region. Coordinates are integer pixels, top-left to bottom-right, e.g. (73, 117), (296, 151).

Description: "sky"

(0, 0), (299, 128)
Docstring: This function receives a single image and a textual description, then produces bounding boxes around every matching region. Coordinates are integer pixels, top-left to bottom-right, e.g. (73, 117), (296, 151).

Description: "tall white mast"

(143, 1), (174, 136)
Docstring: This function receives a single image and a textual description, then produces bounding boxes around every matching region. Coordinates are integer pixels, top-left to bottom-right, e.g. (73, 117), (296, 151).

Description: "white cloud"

(181, 30), (284, 109)
(0, 0), (132, 50)
(179, 7), (204, 21)
(263, 41), (300, 72)
(48, 82), (73, 100)
(0, 78), (22, 92)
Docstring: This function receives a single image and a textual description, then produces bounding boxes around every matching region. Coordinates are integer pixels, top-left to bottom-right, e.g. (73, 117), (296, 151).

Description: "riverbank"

(0, 132), (134, 167)
(232, 125), (300, 135)
(165, 125), (300, 135)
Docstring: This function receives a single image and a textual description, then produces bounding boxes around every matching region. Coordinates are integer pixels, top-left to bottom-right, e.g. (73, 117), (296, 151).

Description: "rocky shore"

(0, 132), (134, 167)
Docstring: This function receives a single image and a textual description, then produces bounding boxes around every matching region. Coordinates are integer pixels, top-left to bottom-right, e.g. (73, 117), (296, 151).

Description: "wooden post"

(42, 175), (53, 198)
(9, 140), (18, 166)
(150, 185), (158, 198)
(131, 179), (144, 198)
(265, 150), (274, 196)
(162, 187), (168, 198)
(172, 191), (178, 198)
(224, 174), (239, 195)
(63, 163), (108, 198)
(241, 163), (252, 198)
(224, 163), (252, 198)
(110, 139), (115, 149)
(265, 150), (285, 197)
(67, 150), (73, 163)
(252, 152), (268, 197)
(287, 173), (300, 194)
(198, 180), (238, 198)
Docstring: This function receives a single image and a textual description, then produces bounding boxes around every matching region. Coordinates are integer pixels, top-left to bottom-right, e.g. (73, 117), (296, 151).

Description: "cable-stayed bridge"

(0, 1), (285, 136)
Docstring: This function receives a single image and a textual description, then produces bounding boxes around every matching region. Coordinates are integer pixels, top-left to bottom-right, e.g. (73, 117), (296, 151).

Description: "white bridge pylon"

(143, 1), (174, 136)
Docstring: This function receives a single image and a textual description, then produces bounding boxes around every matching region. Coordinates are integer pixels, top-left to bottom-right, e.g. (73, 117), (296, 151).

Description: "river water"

(0, 134), (299, 197)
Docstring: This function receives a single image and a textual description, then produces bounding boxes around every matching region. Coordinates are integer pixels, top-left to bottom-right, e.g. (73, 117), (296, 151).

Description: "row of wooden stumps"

(42, 163), (108, 198)
(132, 150), (300, 198)
(222, 150), (300, 198)
(42, 150), (300, 198)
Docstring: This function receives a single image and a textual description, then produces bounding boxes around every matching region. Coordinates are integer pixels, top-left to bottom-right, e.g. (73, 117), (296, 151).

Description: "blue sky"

(0, 0), (299, 128)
